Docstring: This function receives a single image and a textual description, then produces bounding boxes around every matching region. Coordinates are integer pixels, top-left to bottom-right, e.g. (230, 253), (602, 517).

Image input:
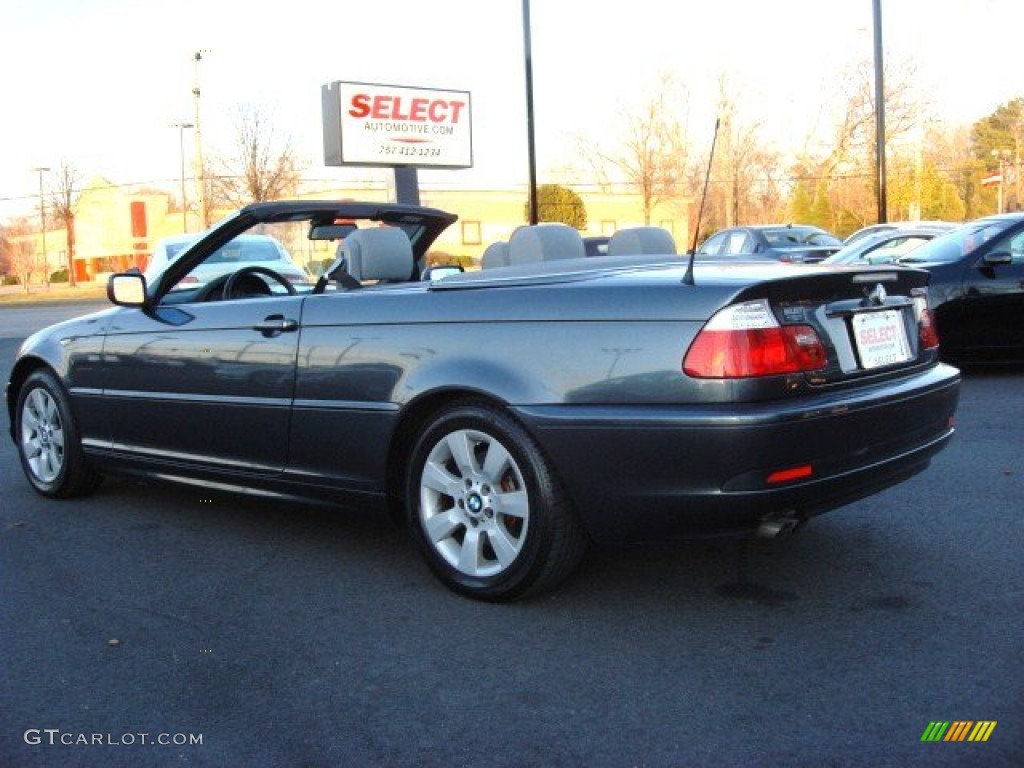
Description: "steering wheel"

(221, 265), (297, 300)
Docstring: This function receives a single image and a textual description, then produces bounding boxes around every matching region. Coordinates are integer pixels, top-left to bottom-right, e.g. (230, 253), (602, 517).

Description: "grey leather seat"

(342, 227), (415, 284)
(606, 227), (677, 257)
(481, 241), (510, 269)
(507, 224), (585, 265)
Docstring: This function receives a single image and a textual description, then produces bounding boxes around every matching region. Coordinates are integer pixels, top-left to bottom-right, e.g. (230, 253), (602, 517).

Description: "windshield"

(900, 219), (1014, 264)
(762, 228), (841, 247)
(164, 241), (196, 260)
(163, 237), (285, 266)
(204, 239), (285, 264)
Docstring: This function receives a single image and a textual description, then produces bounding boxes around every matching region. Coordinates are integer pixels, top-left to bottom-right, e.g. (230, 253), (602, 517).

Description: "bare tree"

(713, 76), (784, 228)
(577, 73), (690, 224)
(208, 105), (304, 208)
(2, 218), (38, 293)
(790, 56), (924, 233)
(48, 161), (83, 286)
(821, 57), (920, 177)
(0, 224), (10, 280)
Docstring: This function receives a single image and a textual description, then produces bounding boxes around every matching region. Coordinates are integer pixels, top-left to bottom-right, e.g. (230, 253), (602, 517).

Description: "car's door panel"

(285, 295), (404, 493)
(963, 227), (1024, 354)
(100, 297), (302, 473)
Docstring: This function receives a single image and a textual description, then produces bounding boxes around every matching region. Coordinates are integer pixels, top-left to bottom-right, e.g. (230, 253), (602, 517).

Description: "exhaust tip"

(757, 510), (804, 538)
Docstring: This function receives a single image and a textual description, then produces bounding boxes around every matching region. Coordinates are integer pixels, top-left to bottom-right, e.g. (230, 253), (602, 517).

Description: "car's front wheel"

(406, 402), (586, 601)
(16, 369), (102, 498)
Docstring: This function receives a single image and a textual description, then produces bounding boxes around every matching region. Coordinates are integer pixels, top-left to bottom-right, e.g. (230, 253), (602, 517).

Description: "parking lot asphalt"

(1, 301), (1022, 767)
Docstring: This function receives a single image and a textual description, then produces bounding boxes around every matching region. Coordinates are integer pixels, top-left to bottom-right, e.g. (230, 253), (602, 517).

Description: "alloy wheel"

(20, 387), (66, 484)
(418, 428), (530, 578)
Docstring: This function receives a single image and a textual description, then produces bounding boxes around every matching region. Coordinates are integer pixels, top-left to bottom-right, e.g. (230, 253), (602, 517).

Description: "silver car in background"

(144, 233), (310, 291)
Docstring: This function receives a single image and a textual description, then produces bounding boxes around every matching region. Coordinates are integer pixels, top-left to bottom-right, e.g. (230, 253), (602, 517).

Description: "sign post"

(322, 81), (473, 205)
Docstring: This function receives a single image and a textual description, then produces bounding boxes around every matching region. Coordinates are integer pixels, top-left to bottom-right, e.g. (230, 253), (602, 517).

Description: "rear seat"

(507, 223), (585, 265)
(480, 241), (510, 269)
(606, 226), (677, 257)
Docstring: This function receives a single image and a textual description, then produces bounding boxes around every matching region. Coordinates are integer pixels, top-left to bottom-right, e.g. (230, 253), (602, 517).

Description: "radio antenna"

(683, 117), (720, 286)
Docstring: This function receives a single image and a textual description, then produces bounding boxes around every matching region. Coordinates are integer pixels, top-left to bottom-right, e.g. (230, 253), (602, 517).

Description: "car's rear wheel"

(16, 369), (102, 498)
(406, 402), (586, 601)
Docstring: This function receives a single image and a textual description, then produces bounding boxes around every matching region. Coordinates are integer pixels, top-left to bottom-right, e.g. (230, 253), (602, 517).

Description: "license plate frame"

(852, 309), (912, 369)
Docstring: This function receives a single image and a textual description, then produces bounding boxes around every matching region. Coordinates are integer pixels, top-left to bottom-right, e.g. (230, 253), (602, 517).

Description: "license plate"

(852, 310), (912, 369)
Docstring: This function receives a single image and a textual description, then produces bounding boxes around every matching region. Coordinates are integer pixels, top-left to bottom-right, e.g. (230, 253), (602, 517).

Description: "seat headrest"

(342, 227), (415, 283)
(607, 227), (677, 257)
(507, 224), (585, 265)
(481, 241), (510, 269)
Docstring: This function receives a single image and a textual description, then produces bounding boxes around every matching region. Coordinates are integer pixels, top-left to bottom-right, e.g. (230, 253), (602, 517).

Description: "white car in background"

(144, 233), (310, 291)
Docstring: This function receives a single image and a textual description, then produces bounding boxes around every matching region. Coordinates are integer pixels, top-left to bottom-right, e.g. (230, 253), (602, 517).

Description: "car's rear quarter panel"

(287, 278), (725, 493)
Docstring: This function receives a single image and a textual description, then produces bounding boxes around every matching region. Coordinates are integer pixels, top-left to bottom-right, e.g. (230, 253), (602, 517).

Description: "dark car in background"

(894, 212), (1024, 363)
(582, 235), (610, 257)
(7, 201), (960, 600)
(697, 224), (843, 263)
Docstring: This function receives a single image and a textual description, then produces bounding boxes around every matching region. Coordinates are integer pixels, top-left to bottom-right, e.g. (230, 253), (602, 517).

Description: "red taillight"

(913, 293), (940, 350)
(684, 300), (827, 379)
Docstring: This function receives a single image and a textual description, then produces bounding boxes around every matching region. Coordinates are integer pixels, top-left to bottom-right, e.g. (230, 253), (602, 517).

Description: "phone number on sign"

(380, 145), (442, 158)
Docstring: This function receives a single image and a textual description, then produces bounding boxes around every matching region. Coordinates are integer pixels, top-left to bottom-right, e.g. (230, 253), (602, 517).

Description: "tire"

(406, 401), (586, 601)
(15, 369), (102, 498)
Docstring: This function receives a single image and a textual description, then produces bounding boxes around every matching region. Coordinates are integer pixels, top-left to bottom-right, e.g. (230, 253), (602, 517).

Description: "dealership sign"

(322, 81), (473, 169)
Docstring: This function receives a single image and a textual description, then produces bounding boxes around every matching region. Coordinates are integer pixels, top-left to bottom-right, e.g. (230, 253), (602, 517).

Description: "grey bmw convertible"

(7, 201), (960, 600)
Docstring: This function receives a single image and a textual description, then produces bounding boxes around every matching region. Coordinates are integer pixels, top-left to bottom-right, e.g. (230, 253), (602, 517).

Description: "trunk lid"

(731, 265), (938, 385)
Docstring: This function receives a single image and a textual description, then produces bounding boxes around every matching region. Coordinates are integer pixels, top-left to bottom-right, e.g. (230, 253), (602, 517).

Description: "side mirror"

(107, 273), (147, 307)
(982, 250), (1012, 266)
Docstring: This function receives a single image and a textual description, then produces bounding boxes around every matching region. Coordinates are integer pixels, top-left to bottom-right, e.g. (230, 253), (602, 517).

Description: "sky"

(1, 0), (1021, 220)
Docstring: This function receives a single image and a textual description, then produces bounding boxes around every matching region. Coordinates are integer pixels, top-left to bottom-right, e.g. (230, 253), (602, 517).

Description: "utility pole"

(171, 121), (194, 232)
(872, 0), (887, 223)
(720, 112), (735, 227)
(31, 166), (51, 290)
(192, 52), (207, 229)
(992, 149), (1011, 214)
(522, 0), (538, 225)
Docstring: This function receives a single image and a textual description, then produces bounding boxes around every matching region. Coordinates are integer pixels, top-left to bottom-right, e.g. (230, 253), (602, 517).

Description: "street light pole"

(997, 157), (1005, 215)
(871, 0), (887, 224)
(522, 0), (539, 225)
(31, 166), (51, 290)
(171, 121), (194, 231)
(992, 149), (1010, 214)
(192, 51), (207, 229)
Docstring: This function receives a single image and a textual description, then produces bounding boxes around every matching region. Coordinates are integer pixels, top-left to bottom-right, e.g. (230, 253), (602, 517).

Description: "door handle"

(253, 315), (299, 336)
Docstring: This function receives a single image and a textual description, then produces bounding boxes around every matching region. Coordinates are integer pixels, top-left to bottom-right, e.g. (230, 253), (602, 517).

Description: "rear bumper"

(514, 363), (960, 542)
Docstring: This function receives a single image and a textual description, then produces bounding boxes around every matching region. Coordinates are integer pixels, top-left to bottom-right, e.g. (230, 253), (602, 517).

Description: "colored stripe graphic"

(968, 722), (997, 742)
(921, 720), (997, 742)
(944, 721), (973, 741)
